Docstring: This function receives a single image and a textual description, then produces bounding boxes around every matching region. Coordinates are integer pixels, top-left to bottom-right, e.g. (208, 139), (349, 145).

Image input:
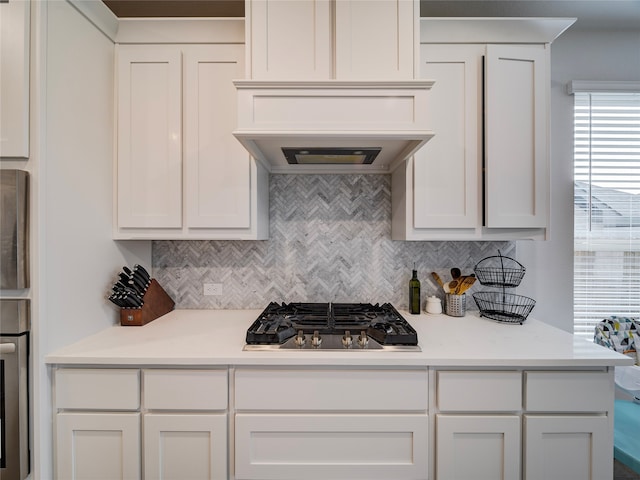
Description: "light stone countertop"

(45, 308), (633, 367)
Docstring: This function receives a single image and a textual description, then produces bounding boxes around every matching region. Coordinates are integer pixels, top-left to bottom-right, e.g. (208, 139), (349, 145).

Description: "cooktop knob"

(342, 330), (353, 348)
(357, 330), (369, 348)
(294, 330), (306, 348)
(311, 330), (322, 348)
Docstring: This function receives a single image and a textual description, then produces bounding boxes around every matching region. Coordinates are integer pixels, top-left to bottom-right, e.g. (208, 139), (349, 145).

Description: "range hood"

(233, 0), (434, 174)
(234, 79), (434, 174)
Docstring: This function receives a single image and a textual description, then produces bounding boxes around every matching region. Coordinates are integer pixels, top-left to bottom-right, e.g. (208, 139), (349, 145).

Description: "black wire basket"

(473, 254), (526, 288)
(472, 291), (536, 324)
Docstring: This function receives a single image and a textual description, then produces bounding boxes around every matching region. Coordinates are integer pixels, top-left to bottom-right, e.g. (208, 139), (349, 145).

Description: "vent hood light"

(233, 80), (435, 174)
(282, 148), (380, 165)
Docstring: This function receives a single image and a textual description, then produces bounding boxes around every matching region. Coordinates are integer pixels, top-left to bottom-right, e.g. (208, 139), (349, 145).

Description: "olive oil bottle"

(409, 267), (421, 314)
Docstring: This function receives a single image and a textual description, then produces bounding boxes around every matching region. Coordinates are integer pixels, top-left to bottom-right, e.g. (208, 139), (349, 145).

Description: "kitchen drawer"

(55, 368), (140, 410)
(143, 369), (228, 410)
(525, 371), (613, 412)
(235, 368), (428, 411)
(437, 370), (522, 412)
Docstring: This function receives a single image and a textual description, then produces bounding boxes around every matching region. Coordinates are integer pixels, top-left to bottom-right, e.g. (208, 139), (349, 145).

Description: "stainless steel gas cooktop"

(243, 302), (420, 351)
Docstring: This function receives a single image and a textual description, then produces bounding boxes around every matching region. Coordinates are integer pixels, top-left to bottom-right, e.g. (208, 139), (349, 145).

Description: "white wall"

(518, 28), (640, 332)
(32, 2), (150, 477)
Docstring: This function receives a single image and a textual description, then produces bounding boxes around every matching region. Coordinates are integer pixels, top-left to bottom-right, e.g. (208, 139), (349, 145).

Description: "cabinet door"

(144, 414), (227, 480)
(414, 44), (483, 229)
(524, 415), (611, 480)
(117, 45), (183, 229)
(436, 415), (521, 480)
(183, 45), (251, 229)
(0, 0), (29, 158)
(247, 0), (331, 79)
(335, 0), (415, 79)
(235, 414), (428, 480)
(56, 412), (141, 480)
(485, 44), (549, 229)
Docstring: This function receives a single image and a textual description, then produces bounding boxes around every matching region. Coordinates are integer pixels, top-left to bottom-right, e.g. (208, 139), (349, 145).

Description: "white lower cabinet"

(56, 412), (141, 480)
(144, 414), (227, 480)
(522, 370), (614, 480)
(433, 369), (615, 480)
(435, 370), (522, 480)
(54, 368), (228, 480)
(234, 367), (430, 480)
(524, 415), (610, 480)
(436, 415), (521, 480)
(55, 369), (142, 480)
(53, 366), (617, 480)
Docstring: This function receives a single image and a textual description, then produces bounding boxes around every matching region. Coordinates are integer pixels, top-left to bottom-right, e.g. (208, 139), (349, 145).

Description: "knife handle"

(134, 264), (151, 283)
(130, 274), (147, 294)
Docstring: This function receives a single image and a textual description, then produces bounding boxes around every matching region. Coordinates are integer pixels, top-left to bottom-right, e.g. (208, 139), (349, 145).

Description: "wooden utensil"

(448, 280), (458, 293)
(455, 276), (476, 295)
(431, 271), (444, 289)
(451, 267), (461, 280)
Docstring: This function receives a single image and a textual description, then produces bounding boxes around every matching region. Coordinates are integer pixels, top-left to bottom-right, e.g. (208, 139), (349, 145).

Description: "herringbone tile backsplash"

(153, 175), (514, 310)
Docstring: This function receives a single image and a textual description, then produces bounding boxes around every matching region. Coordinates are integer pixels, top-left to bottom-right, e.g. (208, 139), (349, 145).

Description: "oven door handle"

(0, 342), (16, 354)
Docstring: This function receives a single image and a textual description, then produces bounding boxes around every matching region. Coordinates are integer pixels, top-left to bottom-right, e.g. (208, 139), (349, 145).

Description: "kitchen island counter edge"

(44, 309), (633, 367)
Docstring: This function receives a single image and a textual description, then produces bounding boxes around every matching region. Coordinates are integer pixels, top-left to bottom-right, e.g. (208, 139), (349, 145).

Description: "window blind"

(573, 91), (640, 339)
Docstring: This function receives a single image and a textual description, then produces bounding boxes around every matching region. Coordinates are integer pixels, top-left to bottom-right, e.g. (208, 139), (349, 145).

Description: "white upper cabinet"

(334, 0), (416, 80)
(485, 44), (549, 229)
(0, 0), (30, 158)
(117, 46), (183, 229)
(246, 0), (416, 80)
(412, 44), (483, 231)
(115, 40), (269, 240)
(247, 0), (332, 79)
(183, 46), (253, 230)
(392, 18), (574, 241)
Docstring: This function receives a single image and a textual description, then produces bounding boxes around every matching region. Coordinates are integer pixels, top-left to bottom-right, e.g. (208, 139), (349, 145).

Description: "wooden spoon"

(431, 271), (444, 289)
(455, 276), (476, 295)
(451, 267), (461, 281)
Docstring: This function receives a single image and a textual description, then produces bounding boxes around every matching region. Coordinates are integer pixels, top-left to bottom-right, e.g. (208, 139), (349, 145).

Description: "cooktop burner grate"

(245, 302), (419, 350)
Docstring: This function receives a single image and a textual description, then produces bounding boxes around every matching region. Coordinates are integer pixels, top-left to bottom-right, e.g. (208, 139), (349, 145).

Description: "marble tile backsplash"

(153, 174), (514, 310)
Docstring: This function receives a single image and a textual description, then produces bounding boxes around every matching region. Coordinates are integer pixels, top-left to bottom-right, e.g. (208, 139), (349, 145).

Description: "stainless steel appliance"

(0, 170), (29, 289)
(244, 302), (420, 351)
(0, 299), (30, 480)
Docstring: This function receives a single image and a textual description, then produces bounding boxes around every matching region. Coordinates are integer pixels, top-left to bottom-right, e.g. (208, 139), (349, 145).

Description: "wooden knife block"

(119, 279), (175, 326)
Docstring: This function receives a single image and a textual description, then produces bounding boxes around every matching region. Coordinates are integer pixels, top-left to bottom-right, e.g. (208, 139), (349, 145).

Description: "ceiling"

(102, 0), (640, 31)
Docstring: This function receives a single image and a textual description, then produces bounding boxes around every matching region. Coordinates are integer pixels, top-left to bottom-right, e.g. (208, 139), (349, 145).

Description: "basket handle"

(473, 254), (525, 271)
